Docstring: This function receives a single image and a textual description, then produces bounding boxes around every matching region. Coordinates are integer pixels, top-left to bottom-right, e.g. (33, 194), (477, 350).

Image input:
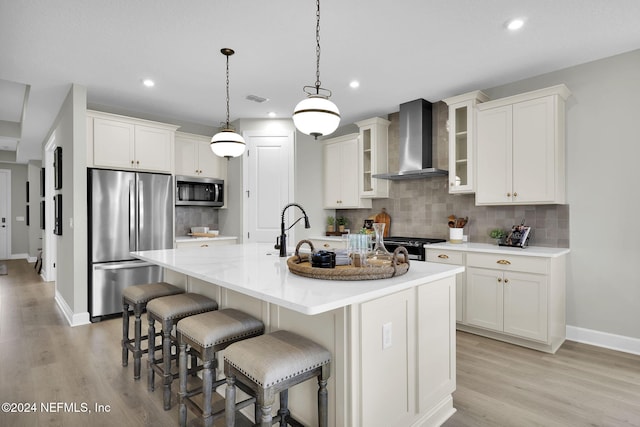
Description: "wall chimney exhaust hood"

(373, 99), (447, 180)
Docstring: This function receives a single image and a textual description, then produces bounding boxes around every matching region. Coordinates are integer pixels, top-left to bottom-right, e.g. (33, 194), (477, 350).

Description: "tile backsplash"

(175, 206), (219, 236)
(336, 104), (570, 248)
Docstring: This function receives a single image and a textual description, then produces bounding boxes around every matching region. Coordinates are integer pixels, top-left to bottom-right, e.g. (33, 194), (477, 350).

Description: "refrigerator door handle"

(137, 179), (143, 251)
(129, 180), (136, 253)
(93, 261), (157, 270)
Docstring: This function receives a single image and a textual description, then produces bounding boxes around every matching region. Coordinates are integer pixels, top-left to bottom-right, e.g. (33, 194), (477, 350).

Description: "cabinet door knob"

(136, 160), (140, 165)
(504, 278), (509, 284)
(438, 254), (449, 259)
(513, 192), (518, 197)
(497, 277), (502, 283)
(506, 192), (511, 197)
(497, 259), (511, 265)
(131, 160), (135, 165)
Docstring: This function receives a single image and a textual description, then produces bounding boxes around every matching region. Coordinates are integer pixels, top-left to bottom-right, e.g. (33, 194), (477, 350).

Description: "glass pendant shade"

(293, 95), (341, 138)
(210, 129), (246, 158)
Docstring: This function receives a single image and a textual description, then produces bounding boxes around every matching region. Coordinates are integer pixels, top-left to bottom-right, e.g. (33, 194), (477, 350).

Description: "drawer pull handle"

(438, 254), (449, 259)
(200, 244), (209, 248)
(324, 243), (330, 248)
(497, 259), (511, 265)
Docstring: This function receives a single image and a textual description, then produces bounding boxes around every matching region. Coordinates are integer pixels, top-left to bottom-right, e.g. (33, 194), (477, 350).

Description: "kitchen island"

(132, 243), (464, 427)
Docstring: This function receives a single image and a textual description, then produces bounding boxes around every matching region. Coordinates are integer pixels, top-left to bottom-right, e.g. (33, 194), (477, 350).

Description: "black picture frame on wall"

(54, 194), (62, 235)
(26, 205), (29, 226)
(54, 146), (62, 190)
(40, 167), (45, 197)
(26, 181), (29, 202)
(40, 200), (45, 230)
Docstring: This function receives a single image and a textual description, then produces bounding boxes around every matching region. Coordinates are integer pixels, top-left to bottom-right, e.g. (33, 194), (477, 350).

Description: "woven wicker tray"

(287, 240), (410, 281)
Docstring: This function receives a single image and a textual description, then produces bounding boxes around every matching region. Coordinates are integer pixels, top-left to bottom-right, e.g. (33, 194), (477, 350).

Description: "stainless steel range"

(383, 236), (446, 261)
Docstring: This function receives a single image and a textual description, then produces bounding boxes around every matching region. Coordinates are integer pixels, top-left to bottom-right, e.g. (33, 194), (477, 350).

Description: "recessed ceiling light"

(142, 79), (155, 87)
(267, 112), (277, 118)
(349, 80), (360, 89)
(506, 18), (525, 31)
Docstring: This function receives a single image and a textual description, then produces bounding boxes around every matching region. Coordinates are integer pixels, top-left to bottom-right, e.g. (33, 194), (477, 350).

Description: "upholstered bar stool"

(122, 282), (185, 379)
(177, 308), (265, 427)
(224, 330), (331, 427)
(147, 293), (219, 410)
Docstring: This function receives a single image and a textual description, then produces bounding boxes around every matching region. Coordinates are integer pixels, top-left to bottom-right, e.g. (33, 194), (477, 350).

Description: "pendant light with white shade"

(292, 0), (340, 139)
(211, 48), (246, 159)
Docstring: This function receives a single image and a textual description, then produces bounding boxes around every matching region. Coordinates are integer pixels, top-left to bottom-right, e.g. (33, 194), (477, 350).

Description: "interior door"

(0, 169), (10, 260)
(243, 131), (294, 244)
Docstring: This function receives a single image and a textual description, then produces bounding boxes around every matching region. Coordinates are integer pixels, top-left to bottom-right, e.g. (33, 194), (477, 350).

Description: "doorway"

(242, 130), (294, 244)
(0, 169), (10, 260)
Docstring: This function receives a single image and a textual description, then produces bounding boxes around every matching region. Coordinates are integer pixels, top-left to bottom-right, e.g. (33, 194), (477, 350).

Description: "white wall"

(482, 49), (640, 341)
(43, 84), (88, 323)
(0, 162), (28, 256)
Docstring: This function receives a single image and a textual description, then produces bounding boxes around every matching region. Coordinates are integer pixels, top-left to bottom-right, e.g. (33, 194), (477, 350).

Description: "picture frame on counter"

(500, 224), (531, 248)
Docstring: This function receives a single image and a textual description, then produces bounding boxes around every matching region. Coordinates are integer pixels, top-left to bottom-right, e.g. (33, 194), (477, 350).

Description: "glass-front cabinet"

(355, 117), (390, 199)
(443, 91), (489, 194)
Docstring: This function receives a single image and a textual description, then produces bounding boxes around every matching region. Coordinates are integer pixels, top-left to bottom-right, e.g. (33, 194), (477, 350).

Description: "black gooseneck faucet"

(275, 203), (311, 257)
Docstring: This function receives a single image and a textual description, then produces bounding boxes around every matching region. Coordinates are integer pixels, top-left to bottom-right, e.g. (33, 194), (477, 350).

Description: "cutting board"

(374, 208), (391, 237)
(190, 232), (219, 237)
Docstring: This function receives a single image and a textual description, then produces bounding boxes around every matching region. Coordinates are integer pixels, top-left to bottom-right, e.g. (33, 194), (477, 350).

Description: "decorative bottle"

(367, 223), (392, 266)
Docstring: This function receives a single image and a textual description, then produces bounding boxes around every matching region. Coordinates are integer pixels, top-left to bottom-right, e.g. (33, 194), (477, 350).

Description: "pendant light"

(292, 0), (340, 139)
(211, 48), (246, 159)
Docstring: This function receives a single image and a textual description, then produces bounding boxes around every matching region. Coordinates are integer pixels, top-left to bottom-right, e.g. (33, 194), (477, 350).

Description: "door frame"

(242, 130), (295, 244)
(0, 169), (11, 260)
(43, 133), (57, 282)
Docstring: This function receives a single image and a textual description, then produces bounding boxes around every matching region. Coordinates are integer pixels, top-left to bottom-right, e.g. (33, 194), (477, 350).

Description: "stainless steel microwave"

(175, 176), (224, 207)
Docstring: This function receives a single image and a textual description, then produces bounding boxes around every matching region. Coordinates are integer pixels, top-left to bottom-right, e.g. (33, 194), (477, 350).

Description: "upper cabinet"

(443, 91), (489, 194)
(355, 117), (390, 199)
(323, 133), (372, 209)
(87, 111), (178, 173)
(475, 85), (571, 205)
(175, 132), (226, 179)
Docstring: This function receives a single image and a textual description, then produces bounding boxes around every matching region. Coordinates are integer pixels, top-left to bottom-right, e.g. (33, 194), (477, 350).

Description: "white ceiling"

(2, 0), (640, 163)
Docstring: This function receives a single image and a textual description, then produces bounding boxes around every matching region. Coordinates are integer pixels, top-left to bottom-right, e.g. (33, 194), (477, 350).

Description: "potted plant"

(337, 216), (348, 232)
(489, 228), (507, 245)
(326, 216), (335, 233)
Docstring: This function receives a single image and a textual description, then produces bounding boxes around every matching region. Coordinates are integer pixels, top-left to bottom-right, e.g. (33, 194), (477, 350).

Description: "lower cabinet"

(427, 247), (567, 353)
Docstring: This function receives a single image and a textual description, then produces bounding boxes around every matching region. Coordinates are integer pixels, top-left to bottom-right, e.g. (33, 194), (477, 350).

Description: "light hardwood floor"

(1, 259), (639, 427)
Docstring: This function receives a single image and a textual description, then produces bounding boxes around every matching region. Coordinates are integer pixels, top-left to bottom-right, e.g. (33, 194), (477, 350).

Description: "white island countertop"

(131, 243), (463, 315)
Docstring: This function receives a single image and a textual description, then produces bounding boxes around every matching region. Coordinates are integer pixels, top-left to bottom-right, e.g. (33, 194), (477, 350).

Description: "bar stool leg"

(178, 341), (188, 427)
(318, 365), (330, 427)
(133, 305), (143, 379)
(259, 393), (274, 427)
(148, 318), (156, 392)
(225, 375), (237, 427)
(162, 326), (173, 410)
(202, 360), (214, 427)
(278, 390), (289, 426)
(122, 302), (130, 367)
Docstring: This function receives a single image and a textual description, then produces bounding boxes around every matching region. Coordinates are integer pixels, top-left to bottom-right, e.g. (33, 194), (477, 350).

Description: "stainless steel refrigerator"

(88, 169), (173, 321)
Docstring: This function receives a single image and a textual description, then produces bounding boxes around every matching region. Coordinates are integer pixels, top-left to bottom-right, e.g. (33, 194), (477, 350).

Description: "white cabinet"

(355, 117), (390, 199)
(464, 252), (561, 349)
(323, 134), (372, 209)
(175, 132), (226, 179)
(443, 91), (489, 194)
(426, 249), (465, 323)
(87, 111), (178, 173)
(476, 84), (570, 205)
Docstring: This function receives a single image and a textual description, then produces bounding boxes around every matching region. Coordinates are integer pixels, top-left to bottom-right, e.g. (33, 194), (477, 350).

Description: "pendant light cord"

(225, 53), (231, 128)
(315, 0), (321, 93)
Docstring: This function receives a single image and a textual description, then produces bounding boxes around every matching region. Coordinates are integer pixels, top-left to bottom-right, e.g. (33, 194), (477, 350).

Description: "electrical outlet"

(382, 322), (392, 349)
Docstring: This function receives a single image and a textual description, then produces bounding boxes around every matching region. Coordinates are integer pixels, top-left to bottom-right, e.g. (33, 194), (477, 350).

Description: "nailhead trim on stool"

(121, 282), (184, 379)
(224, 330), (331, 427)
(147, 293), (218, 410)
(177, 309), (265, 427)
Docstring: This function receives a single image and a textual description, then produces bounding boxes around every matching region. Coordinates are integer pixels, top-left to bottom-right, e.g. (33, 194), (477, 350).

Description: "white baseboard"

(566, 325), (640, 356)
(54, 290), (91, 327)
(10, 253), (29, 260)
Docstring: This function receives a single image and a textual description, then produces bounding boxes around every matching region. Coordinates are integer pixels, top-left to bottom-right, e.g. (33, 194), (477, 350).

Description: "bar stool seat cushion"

(224, 330), (331, 388)
(123, 282), (183, 304)
(178, 309), (264, 348)
(147, 293), (218, 320)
